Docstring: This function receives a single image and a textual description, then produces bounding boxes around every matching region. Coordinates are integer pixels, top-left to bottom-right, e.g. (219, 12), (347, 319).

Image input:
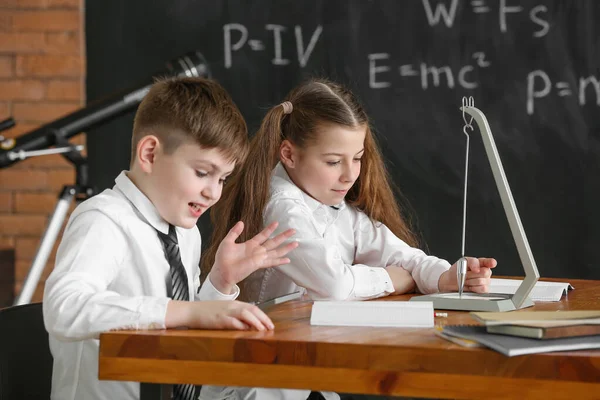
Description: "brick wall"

(0, 0), (85, 304)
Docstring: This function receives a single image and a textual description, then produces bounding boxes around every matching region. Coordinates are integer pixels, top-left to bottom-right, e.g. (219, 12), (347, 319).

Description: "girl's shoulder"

(266, 176), (314, 219)
(269, 175), (305, 202)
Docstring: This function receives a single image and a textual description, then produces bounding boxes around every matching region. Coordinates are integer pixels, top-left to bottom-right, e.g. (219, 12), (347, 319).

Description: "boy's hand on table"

(167, 300), (275, 331)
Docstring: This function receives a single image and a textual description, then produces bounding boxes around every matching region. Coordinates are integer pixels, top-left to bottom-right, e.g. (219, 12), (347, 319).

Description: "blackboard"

(85, 0), (600, 280)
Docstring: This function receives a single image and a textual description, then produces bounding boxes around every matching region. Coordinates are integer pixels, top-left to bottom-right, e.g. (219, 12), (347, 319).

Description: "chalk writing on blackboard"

(422, 0), (550, 38)
(367, 52), (491, 90)
(221, 1), (596, 116)
(223, 23), (322, 68)
(527, 71), (600, 115)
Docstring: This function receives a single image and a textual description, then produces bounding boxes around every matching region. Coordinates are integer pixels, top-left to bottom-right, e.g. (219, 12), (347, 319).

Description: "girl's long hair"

(201, 79), (418, 297)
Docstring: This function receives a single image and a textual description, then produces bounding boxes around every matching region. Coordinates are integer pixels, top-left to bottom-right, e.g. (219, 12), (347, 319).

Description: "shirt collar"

(272, 162), (346, 212)
(114, 171), (170, 235)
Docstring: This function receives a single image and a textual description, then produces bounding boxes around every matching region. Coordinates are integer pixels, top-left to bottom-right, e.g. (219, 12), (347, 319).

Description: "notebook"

(253, 291), (303, 311)
(470, 310), (600, 339)
(442, 325), (600, 356)
(486, 324), (600, 339)
(470, 310), (600, 326)
(489, 278), (574, 301)
(310, 300), (434, 328)
(434, 326), (483, 348)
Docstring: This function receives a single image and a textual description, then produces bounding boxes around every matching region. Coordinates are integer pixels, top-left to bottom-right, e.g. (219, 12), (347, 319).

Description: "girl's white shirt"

(242, 163), (451, 304)
(201, 163), (451, 400)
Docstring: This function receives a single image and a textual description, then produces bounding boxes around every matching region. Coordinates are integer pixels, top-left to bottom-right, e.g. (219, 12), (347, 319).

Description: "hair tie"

(280, 101), (293, 114)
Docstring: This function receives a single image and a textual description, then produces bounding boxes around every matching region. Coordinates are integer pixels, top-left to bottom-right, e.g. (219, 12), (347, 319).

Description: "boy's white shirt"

(43, 171), (239, 400)
(244, 162), (451, 303)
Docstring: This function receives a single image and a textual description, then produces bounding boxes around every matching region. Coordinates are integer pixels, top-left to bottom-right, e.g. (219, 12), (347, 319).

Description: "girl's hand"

(438, 257), (496, 293)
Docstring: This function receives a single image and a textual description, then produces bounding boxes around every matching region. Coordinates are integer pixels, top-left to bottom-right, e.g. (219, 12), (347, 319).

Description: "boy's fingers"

(260, 257), (291, 269)
(224, 221), (244, 243)
(239, 308), (267, 331)
(248, 306), (275, 330)
(261, 229), (296, 250)
(224, 316), (249, 331)
(266, 242), (298, 259)
(252, 222), (279, 244)
(274, 228), (296, 241)
(258, 313), (275, 331)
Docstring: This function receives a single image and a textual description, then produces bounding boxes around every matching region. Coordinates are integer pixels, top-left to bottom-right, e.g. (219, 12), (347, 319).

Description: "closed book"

(486, 323), (600, 339)
(310, 300), (434, 328)
(470, 310), (600, 326)
(434, 326), (483, 348)
(442, 325), (600, 357)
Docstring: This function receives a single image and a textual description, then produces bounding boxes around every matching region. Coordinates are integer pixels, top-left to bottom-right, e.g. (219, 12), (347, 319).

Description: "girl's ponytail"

(200, 104), (288, 292)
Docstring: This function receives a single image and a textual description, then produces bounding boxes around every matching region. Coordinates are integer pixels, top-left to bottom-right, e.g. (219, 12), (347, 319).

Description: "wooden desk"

(99, 278), (600, 399)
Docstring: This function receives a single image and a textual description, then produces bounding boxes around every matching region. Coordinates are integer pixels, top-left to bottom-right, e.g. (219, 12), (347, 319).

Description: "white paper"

(310, 300), (434, 328)
(489, 278), (574, 301)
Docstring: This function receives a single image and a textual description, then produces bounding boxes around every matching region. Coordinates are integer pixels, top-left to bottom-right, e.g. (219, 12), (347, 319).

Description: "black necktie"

(157, 224), (190, 301)
(156, 224), (196, 400)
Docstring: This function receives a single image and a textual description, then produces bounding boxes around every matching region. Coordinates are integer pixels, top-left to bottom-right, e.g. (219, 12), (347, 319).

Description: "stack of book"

(439, 310), (600, 356)
(470, 310), (600, 339)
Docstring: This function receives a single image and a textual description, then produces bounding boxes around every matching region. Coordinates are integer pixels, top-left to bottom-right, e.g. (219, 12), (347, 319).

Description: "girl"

(198, 78), (495, 400)
(202, 78), (495, 306)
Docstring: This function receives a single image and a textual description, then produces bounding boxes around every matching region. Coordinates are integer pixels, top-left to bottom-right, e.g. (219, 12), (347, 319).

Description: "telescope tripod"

(13, 135), (94, 305)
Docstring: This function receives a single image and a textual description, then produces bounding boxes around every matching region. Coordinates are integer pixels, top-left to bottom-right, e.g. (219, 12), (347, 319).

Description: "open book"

(489, 278), (574, 301)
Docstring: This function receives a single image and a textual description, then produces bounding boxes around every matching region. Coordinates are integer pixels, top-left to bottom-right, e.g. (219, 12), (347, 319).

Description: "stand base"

(409, 292), (535, 312)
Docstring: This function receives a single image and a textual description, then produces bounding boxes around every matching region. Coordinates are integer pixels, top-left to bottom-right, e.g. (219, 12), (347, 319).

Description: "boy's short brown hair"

(131, 76), (248, 165)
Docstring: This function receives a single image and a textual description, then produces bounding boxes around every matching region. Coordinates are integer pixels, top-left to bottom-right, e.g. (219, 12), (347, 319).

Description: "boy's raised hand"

(209, 221), (298, 294)
(438, 257), (497, 293)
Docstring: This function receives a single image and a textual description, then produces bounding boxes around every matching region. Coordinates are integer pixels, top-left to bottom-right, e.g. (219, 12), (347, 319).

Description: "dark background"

(85, 0), (600, 279)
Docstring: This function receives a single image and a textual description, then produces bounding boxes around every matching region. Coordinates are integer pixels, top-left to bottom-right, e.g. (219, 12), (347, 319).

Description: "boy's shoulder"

(70, 187), (138, 226)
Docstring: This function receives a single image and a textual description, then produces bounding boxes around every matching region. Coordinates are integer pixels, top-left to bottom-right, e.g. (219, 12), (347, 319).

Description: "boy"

(43, 77), (298, 400)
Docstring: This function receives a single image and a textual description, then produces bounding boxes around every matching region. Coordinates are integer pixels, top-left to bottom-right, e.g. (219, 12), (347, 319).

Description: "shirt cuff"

(351, 266), (396, 299)
(381, 270), (396, 294)
(138, 296), (170, 330)
(421, 261), (452, 294)
(197, 273), (240, 300)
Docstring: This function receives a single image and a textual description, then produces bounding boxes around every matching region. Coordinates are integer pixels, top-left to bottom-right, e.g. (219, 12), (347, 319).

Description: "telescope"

(5, 51), (211, 306)
(0, 51), (210, 168)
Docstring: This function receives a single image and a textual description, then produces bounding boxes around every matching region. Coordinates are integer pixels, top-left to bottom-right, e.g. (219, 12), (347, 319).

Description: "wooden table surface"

(99, 278), (600, 399)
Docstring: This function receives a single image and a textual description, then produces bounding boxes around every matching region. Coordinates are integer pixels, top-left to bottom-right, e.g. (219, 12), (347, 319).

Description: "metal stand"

(13, 134), (94, 305)
(410, 98), (539, 312)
